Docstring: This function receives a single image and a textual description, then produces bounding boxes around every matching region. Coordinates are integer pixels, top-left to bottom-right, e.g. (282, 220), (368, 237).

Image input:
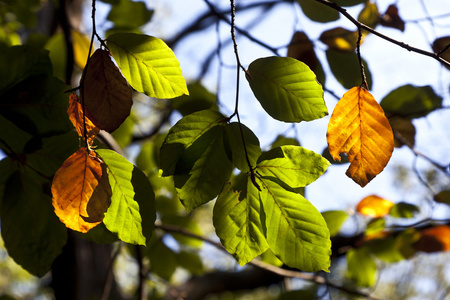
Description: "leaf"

(389, 116), (416, 148)
(296, 0), (340, 23)
(213, 182), (269, 266)
(148, 240), (178, 280)
(106, 32), (189, 98)
(177, 250), (204, 275)
(1, 165), (67, 277)
(174, 126), (233, 212)
(171, 83), (218, 116)
(380, 85), (442, 118)
(414, 225), (450, 252)
(52, 148), (111, 233)
(319, 27), (358, 52)
(332, 0), (367, 6)
(326, 49), (372, 89)
(224, 122), (261, 172)
(322, 210), (348, 237)
(81, 48), (133, 132)
(270, 135), (301, 149)
(365, 217), (386, 235)
(358, 2), (379, 29)
(162, 215), (203, 248)
(259, 177), (331, 272)
(389, 202), (419, 218)
(0, 45), (52, 92)
(257, 146), (330, 189)
(97, 149), (156, 246)
(434, 190), (450, 205)
(356, 195), (394, 217)
(327, 87), (394, 187)
(380, 4), (405, 32)
(365, 236), (404, 263)
(346, 247), (377, 287)
(72, 30), (92, 69)
(246, 56), (327, 122)
(160, 110), (226, 176)
(432, 36), (450, 70)
(67, 94), (100, 145)
(107, 0), (153, 29)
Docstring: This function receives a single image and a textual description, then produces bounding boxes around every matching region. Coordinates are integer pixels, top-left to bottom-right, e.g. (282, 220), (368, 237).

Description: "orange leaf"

(356, 195), (394, 217)
(81, 49), (133, 132)
(51, 148), (112, 233)
(414, 225), (450, 252)
(67, 93), (100, 145)
(327, 87), (394, 187)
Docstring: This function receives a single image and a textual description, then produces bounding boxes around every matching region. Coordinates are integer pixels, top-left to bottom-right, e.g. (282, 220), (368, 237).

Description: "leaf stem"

(356, 27), (368, 89)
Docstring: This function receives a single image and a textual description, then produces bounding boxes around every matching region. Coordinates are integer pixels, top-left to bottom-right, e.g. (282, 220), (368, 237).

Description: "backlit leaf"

(160, 110), (226, 176)
(107, 32), (188, 98)
(171, 83), (218, 116)
(97, 149), (156, 246)
(320, 27), (358, 52)
(366, 236), (404, 263)
(380, 85), (442, 118)
(365, 217), (386, 235)
(259, 177), (331, 272)
(414, 225), (450, 252)
(432, 36), (450, 70)
(356, 195), (394, 217)
(81, 48), (133, 132)
(296, 0), (340, 23)
(72, 30), (92, 69)
(326, 49), (372, 89)
(107, 0), (153, 29)
(322, 210), (348, 237)
(67, 94), (100, 145)
(380, 4), (405, 32)
(52, 148), (111, 233)
(434, 190), (450, 205)
(257, 145), (330, 188)
(347, 247), (377, 287)
(224, 122), (261, 172)
(213, 181), (269, 266)
(389, 116), (416, 148)
(246, 56), (327, 122)
(327, 87), (394, 187)
(174, 126), (233, 212)
(389, 202), (419, 218)
(287, 31), (319, 72)
(358, 2), (379, 29)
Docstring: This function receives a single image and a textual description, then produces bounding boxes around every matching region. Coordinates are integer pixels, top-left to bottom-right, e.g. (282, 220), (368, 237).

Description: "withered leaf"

(67, 93), (100, 145)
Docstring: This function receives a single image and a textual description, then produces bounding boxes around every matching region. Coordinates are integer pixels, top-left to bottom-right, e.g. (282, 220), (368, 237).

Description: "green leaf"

(270, 135), (300, 149)
(259, 177), (331, 272)
(346, 247), (377, 287)
(0, 45), (52, 92)
(224, 122), (261, 172)
(0, 115), (33, 154)
(174, 126), (233, 212)
(365, 236), (404, 263)
(160, 110), (225, 176)
(389, 202), (419, 218)
(297, 0), (340, 23)
(107, 0), (153, 29)
(97, 149), (156, 246)
(111, 113), (135, 148)
(148, 240), (177, 280)
(44, 33), (66, 81)
(380, 85), (442, 118)
(78, 223), (119, 244)
(171, 83), (218, 116)
(257, 146), (330, 188)
(332, 0), (367, 6)
(326, 49), (372, 89)
(434, 190), (450, 205)
(106, 33), (188, 98)
(358, 2), (379, 29)
(213, 180), (269, 266)
(366, 217), (385, 235)
(1, 166), (67, 276)
(246, 56), (327, 122)
(177, 250), (204, 275)
(322, 210), (348, 237)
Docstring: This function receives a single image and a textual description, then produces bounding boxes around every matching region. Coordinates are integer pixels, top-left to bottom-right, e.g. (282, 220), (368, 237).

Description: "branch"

(314, 0), (450, 68)
(155, 224), (379, 300)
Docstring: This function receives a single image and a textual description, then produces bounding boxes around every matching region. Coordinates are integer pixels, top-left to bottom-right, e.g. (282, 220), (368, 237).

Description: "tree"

(0, 0), (449, 299)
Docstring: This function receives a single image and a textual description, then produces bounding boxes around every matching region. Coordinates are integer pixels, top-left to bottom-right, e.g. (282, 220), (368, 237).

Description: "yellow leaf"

(72, 30), (92, 69)
(51, 148), (111, 233)
(81, 49), (133, 132)
(356, 195), (394, 217)
(319, 27), (358, 52)
(67, 93), (100, 145)
(327, 87), (394, 186)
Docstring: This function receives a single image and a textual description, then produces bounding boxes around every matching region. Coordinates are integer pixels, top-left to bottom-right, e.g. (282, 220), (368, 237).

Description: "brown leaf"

(414, 225), (450, 253)
(81, 49), (133, 132)
(51, 148), (112, 233)
(432, 36), (450, 70)
(389, 116), (416, 148)
(380, 4), (405, 32)
(327, 87), (394, 187)
(67, 93), (100, 145)
(356, 195), (394, 217)
(287, 31), (318, 70)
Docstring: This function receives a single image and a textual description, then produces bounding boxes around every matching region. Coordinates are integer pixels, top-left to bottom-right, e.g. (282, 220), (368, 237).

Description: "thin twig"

(356, 27), (368, 89)
(100, 243), (122, 300)
(155, 224), (380, 300)
(314, 0), (450, 68)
